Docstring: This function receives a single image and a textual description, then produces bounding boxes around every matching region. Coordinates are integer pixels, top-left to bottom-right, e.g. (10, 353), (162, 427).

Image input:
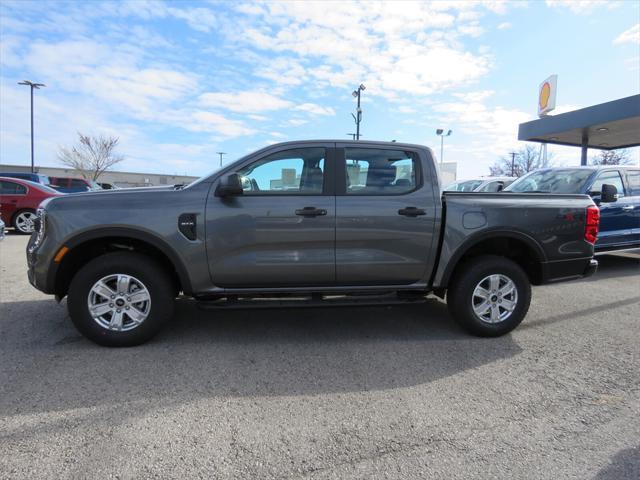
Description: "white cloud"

(545, 0), (613, 14)
(293, 103), (335, 116)
(432, 98), (532, 176)
(613, 23), (640, 45)
(237, 1), (499, 98)
(199, 91), (293, 113)
(497, 22), (512, 30)
(186, 111), (256, 137)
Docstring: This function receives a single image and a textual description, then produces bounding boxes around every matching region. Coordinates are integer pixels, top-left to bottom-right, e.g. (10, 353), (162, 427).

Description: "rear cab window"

(343, 148), (419, 195)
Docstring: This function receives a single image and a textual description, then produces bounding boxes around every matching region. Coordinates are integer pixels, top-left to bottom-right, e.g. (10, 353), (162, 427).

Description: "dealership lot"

(0, 234), (638, 479)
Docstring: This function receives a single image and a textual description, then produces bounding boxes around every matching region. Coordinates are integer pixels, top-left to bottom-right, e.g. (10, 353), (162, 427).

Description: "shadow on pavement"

(594, 446), (640, 480)
(0, 297), (522, 417)
(579, 252), (640, 282)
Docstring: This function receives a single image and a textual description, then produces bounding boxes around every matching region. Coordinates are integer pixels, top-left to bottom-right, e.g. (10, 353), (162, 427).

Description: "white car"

(0, 218), (5, 241)
(445, 176), (516, 192)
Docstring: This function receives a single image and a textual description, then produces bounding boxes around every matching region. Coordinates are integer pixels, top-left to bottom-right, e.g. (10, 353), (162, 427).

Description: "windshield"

(444, 179), (484, 192)
(505, 169), (594, 194)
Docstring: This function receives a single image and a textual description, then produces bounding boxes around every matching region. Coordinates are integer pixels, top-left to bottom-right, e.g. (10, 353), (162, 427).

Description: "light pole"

(351, 84), (365, 140)
(216, 151), (227, 167)
(509, 151), (518, 177)
(18, 80), (45, 173)
(346, 133), (357, 140)
(436, 129), (452, 166)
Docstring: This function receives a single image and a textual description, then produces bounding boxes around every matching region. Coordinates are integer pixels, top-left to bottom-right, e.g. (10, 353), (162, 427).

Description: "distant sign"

(538, 74), (558, 117)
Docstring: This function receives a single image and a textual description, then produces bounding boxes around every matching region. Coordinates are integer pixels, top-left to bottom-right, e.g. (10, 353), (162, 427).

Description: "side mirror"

(600, 183), (618, 203)
(496, 183), (504, 192)
(215, 173), (243, 197)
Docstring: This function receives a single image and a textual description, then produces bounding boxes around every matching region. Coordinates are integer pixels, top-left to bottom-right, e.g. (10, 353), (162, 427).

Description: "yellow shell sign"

(538, 75), (557, 117)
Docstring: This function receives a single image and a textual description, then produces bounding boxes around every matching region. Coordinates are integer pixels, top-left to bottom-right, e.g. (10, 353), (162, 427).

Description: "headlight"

(28, 208), (46, 253)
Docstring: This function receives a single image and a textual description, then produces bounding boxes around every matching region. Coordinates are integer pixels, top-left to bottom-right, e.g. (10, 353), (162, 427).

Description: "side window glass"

(0, 181), (26, 194)
(237, 147), (325, 195)
(591, 171), (625, 197)
(479, 181), (501, 192)
(626, 170), (640, 196)
(345, 148), (418, 195)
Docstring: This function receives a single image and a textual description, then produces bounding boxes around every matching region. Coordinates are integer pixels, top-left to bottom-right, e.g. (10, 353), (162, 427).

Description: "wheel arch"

(438, 229), (547, 288)
(51, 227), (193, 299)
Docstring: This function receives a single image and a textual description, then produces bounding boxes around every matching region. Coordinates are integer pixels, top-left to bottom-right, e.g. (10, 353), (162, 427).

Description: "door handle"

(295, 206), (327, 217)
(621, 206), (634, 211)
(398, 207), (426, 217)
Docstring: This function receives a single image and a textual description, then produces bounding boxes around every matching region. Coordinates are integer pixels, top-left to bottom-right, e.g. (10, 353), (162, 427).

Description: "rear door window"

(344, 148), (419, 195)
(0, 180), (27, 195)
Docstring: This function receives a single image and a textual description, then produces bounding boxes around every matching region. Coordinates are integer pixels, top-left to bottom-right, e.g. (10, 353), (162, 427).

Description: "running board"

(196, 293), (428, 310)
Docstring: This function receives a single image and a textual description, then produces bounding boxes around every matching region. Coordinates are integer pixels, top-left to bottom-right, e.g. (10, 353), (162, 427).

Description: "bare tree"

(58, 133), (124, 181)
(591, 149), (632, 166)
(489, 144), (553, 177)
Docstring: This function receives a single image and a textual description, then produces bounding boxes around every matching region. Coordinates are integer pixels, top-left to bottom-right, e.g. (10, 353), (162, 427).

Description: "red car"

(0, 176), (63, 234)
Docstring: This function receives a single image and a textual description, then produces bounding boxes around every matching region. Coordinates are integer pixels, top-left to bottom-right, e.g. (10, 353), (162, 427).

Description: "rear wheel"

(447, 255), (531, 337)
(67, 252), (175, 346)
(13, 209), (37, 234)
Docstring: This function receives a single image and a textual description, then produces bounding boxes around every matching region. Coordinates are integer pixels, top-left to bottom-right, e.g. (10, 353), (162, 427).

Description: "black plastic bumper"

(540, 257), (598, 284)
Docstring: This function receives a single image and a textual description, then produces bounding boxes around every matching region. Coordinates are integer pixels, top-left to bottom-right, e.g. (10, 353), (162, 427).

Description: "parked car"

(0, 172), (53, 187)
(445, 176), (516, 192)
(505, 166), (640, 252)
(0, 217), (5, 241)
(27, 140), (598, 347)
(0, 177), (63, 234)
(49, 176), (102, 193)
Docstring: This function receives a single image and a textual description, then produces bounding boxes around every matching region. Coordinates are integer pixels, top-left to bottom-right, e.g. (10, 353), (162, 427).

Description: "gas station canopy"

(518, 94), (640, 152)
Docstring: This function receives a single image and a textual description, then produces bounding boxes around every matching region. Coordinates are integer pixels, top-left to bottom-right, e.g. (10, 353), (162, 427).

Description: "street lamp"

(436, 128), (452, 166)
(216, 151), (227, 167)
(18, 80), (45, 173)
(351, 84), (365, 140)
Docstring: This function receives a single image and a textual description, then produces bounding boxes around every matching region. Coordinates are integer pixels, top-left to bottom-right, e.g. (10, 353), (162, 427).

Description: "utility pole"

(18, 80), (45, 173)
(509, 151), (518, 176)
(351, 84), (365, 140)
(216, 152), (227, 167)
(346, 133), (357, 140)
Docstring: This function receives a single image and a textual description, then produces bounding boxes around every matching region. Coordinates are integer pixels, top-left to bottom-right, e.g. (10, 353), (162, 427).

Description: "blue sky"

(1, 0), (639, 178)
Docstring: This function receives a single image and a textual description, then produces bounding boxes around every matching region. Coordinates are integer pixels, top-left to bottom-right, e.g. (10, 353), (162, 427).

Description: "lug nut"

(125, 306), (130, 310)
(109, 303), (114, 307)
(116, 309), (121, 313)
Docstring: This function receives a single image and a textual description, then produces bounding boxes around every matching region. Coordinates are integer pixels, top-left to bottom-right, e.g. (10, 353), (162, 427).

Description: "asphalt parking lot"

(0, 233), (638, 479)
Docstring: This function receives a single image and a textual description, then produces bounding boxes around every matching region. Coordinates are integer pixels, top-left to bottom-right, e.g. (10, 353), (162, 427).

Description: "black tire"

(67, 252), (175, 347)
(12, 209), (37, 234)
(447, 255), (531, 337)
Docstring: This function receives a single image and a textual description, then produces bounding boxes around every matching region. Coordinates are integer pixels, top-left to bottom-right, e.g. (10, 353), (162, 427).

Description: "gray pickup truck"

(27, 140), (599, 346)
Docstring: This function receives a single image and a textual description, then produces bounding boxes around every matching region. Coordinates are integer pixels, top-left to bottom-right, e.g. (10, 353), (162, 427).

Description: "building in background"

(439, 162), (457, 186)
(0, 164), (198, 188)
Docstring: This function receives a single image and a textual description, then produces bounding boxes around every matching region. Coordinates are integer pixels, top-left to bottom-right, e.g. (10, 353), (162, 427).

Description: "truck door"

(334, 145), (438, 285)
(590, 169), (635, 248)
(206, 145), (336, 287)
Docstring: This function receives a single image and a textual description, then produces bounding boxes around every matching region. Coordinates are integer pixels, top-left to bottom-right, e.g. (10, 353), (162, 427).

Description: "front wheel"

(67, 252), (175, 346)
(447, 255), (532, 337)
(13, 209), (37, 234)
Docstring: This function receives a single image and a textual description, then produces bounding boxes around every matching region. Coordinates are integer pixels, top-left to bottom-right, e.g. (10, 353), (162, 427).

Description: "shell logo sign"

(538, 74), (558, 117)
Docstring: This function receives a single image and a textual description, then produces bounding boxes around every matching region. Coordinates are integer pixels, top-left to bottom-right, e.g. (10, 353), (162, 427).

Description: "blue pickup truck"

(505, 166), (640, 252)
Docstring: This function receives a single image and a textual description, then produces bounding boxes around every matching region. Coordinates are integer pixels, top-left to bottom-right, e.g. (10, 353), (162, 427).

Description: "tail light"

(584, 205), (600, 244)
